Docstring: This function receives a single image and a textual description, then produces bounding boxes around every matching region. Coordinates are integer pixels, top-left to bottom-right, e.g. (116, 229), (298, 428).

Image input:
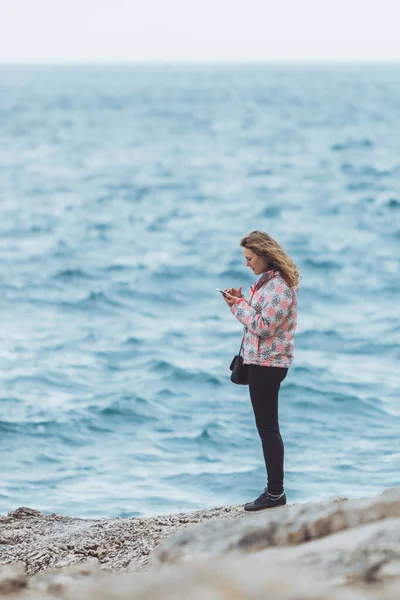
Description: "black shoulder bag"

(229, 287), (257, 385)
(229, 334), (248, 385)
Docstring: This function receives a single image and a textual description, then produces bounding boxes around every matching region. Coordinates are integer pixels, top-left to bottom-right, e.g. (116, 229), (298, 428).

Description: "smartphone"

(216, 288), (227, 297)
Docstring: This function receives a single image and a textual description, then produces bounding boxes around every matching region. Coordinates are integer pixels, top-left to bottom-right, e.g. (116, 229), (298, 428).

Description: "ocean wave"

(53, 268), (94, 281)
(150, 360), (222, 386)
(340, 162), (394, 178)
(330, 138), (374, 151)
(94, 395), (159, 423)
(0, 419), (65, 435)
(302, 258), (339, 270)
(60, 291), (126, 311)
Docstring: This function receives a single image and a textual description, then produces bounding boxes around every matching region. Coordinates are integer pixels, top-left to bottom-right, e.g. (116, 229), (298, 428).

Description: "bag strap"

(238, 286), (257, 356)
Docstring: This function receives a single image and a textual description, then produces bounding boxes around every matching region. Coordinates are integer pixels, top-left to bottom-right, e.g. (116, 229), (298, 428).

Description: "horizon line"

(1, 58), (400, 67)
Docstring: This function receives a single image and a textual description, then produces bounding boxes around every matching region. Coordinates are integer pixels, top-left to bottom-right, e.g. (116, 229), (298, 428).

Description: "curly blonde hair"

(240, 230), (300, 288)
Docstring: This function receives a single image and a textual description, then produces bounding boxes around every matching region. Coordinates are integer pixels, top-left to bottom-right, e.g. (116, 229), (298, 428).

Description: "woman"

(223, 230), (299, 512)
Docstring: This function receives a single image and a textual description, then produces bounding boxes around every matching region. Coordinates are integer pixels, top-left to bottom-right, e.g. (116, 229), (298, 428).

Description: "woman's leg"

(248, 365), (288, 495)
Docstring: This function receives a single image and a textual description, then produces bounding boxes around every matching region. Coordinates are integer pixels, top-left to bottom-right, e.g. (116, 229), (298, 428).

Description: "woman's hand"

(225, 286), (243, 299)
(223, 286), (243, 307)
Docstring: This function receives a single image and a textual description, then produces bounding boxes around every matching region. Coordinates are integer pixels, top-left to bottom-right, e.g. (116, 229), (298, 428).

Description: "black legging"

(248, 365), (288, 495)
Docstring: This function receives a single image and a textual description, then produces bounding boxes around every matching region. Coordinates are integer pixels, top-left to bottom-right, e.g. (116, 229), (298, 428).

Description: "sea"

(0, 64), (399, 518)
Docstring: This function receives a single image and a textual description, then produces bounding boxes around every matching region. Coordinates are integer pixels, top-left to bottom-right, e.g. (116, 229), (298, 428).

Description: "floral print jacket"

(230, 269), (298, 368)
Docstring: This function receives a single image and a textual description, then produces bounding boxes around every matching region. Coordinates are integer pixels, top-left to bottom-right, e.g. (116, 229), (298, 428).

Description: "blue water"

(0, 64), (399, 518)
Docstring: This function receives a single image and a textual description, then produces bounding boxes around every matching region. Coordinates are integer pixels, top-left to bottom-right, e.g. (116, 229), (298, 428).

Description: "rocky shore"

(0, 487), (399, 599)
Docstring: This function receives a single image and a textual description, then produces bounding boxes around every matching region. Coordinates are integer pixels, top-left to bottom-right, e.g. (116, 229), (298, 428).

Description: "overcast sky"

(0, 0), (399, 63)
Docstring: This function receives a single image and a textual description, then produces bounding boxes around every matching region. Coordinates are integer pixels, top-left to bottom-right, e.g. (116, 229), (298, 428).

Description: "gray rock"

(0, 558), (399, 600)
(0, 564), (27, 595)
(152, 487), (400, 567)
(252, 517), (400, 585)
(0, 489), (399, 599)
(0, 504), (242, 574)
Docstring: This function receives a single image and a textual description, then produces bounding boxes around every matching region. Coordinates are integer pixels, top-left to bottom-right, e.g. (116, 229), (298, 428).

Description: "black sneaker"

(244, 489), (287, 512)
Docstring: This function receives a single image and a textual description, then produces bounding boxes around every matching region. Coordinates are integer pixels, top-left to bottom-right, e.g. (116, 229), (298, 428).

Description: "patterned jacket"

(230, 269), (298, 368)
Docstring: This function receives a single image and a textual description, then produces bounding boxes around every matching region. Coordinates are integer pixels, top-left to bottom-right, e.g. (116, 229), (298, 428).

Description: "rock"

(0, 565), (27, 595)
(252, 517), (400, 585)
(152, 487), (400, 566)
(0, 558), (399, 599)
(6, 508), (44, 520)
(0, 489), (399, 599)
(0, 504), (243, 574)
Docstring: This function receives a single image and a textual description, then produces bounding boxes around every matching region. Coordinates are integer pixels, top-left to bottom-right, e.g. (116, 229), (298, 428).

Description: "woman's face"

(243, 248), (269, 275)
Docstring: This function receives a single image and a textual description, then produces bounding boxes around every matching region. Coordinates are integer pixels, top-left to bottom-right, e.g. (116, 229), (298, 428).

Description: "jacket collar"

(256, 269), (280, 287)
(250, 269), (280, 294)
